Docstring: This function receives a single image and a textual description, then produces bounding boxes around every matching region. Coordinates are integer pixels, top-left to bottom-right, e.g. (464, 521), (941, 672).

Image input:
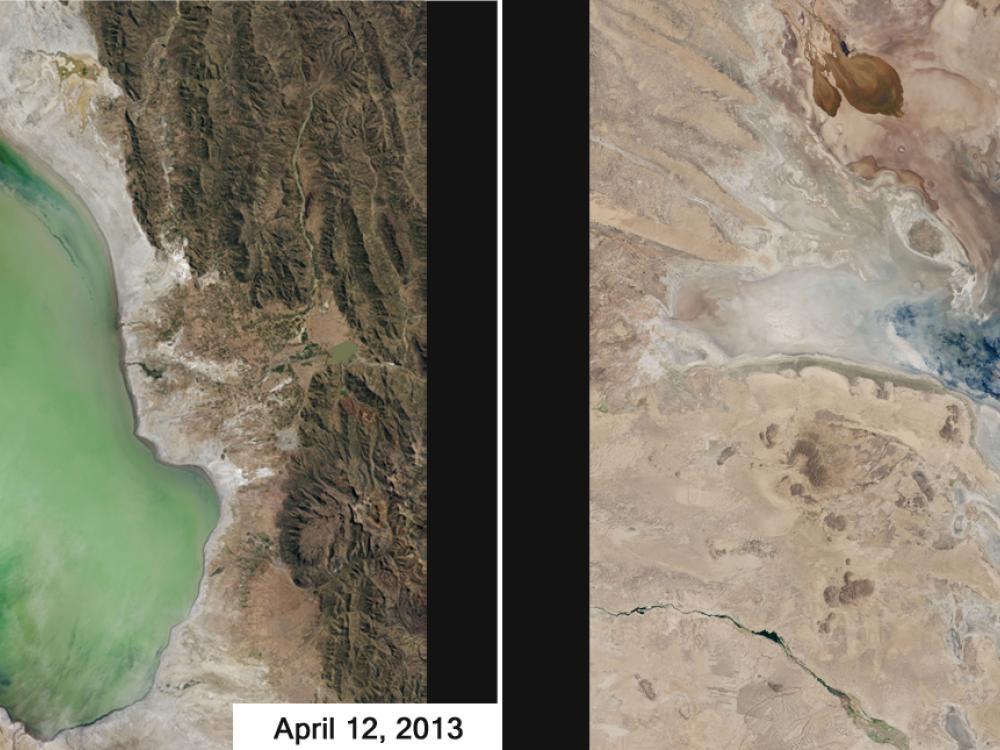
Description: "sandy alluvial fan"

(592, 1), (1000, 748)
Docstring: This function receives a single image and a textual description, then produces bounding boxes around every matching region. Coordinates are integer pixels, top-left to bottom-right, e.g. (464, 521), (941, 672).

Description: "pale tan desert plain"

(591, 1), (1000, 748)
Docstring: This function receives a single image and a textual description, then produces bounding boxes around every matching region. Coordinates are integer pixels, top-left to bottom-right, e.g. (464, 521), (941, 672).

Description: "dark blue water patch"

(890, 300), (1000, 398)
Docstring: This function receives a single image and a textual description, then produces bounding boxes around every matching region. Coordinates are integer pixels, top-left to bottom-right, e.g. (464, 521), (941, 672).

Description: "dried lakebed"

(0, 141), (217, 739)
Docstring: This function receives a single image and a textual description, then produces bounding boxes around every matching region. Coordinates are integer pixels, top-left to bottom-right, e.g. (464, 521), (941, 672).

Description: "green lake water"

(0, 142), (218, 738)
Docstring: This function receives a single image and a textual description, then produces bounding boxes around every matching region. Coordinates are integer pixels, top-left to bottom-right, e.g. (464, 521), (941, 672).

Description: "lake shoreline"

(0, 127), (227, 744)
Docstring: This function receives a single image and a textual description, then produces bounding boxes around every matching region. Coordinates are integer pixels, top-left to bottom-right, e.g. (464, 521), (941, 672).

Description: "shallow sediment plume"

(591, 0), (1000, 747)
(0, 142), (219, 740)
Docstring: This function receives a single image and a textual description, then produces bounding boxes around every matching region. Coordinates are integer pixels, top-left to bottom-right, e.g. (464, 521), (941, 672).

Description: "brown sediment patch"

(940, 404), (961, 442)
(824, 513), (847, 531)
(811, 63), (841, 116)
(895, 493), (926, 511)
(788, 437), (827, 487)
(907, 220), (944, 257)
(823, 572), (875, 606)
(792, 4), (904, 119)
(911, 470), (934, 502)
(826, 52), (904, 116)
(838, 572), (875, 604)
(635, 676), (656, 701)
(847, 155), (938, 211)
(717, 446), (736, 465)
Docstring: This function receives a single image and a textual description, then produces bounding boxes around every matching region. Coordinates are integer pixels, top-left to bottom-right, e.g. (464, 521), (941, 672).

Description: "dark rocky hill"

(85, 1), (427, 702)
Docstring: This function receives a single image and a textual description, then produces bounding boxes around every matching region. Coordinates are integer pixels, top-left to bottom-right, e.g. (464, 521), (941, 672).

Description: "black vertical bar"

(497, 1), (591, 743)
(426, 0), (499, 703)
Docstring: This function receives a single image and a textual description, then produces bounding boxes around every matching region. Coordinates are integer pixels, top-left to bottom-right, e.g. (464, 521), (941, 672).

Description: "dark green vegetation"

(85, 2), (427, 701)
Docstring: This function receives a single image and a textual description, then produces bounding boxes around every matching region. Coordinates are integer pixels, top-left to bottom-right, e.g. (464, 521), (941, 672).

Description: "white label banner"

(233, 704), (501, 750)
